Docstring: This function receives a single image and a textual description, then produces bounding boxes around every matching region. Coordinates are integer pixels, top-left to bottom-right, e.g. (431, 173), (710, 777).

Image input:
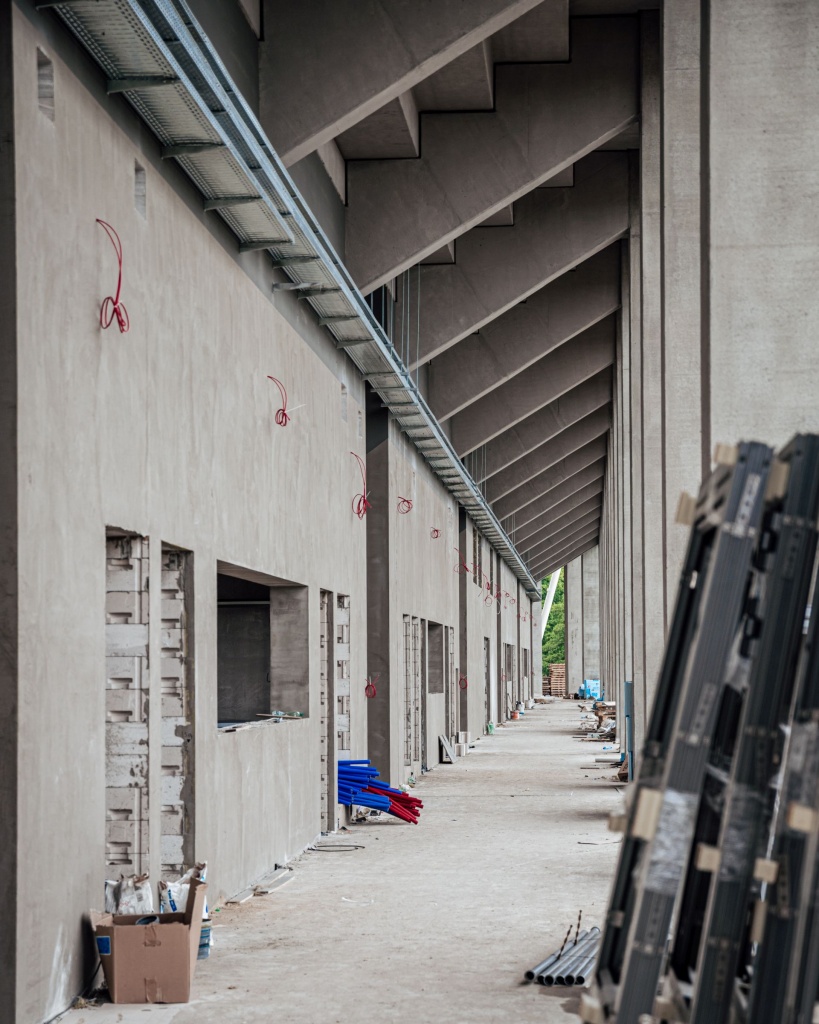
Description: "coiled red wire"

(350, 452), (371, 519)
(364, 674), (379, 699)
(458, 674), (469, 690)
(430, 527), (440, 539)
(453, 548), (471, 575)
(96, 219), (129, 333)
(397, 496), (413, 514)
(266, 376), (290, 426)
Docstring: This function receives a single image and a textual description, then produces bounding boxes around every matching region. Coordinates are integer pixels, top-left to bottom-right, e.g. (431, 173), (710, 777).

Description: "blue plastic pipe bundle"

(338, 760), (423, 823)
(337, 760), (390, 812)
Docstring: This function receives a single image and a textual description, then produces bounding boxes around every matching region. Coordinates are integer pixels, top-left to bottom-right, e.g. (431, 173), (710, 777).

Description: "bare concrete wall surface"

(0, 0), (17, 1015)
(705, 0), (819, 449)
(582, 547), (601, 683)
(12, 12), (370, 1018)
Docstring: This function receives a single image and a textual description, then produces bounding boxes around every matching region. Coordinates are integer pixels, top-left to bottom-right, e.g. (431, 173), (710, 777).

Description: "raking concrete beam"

(451, 316), (615, 456)
(428, 246), (620, 421)
(346, 19), (637, 290)
(409, 152), (628, 363)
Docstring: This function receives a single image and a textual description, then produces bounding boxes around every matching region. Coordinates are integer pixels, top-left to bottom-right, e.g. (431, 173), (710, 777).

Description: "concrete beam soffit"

(345, 18), (638, 290)
(427, 244), (620, 420)
(451, 315), (615, 455)
(410, 151), (629, 363)
(260, 0), (551, 165)
(483, 404), (612, 503)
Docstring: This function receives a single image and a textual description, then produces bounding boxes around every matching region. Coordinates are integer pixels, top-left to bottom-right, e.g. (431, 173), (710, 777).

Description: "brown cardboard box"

(91, 878), (207, 1003)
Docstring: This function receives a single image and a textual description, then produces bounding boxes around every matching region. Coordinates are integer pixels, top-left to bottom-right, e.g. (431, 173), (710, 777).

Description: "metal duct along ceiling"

(41, 0), (540, 599)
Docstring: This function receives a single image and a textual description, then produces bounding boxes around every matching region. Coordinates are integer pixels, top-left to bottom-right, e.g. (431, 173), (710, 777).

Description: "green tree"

(541, 570), (566, 677)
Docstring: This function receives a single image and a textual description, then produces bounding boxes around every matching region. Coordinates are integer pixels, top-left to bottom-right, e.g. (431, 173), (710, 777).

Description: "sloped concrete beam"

(499, 437), (607, 527)
(428, 246), (620, 420)
(511, 460), (606, 546)
(516, 495), (603, 556)
(346, 20), (637, 290)
(413, 40), (494, 111)
(336, 91), (419, 159)
(260, 0), (553, 165)
(476, 370), (612, 481)
(523, 506), (601, 562)
(497, 470), (603, 523)
(518, 505), (602, 561)
(531, 531), (600, 580)
(485, 406), (611, 503)
(451, 316), (615, 456)
(409, 153), (628, 362)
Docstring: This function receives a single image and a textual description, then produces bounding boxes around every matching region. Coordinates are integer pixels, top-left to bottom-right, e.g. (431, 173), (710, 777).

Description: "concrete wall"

(12, 11), (369, 1018)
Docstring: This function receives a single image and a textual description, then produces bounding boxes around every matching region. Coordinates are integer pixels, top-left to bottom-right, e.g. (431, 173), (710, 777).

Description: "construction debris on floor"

(338, 759), (424, 824)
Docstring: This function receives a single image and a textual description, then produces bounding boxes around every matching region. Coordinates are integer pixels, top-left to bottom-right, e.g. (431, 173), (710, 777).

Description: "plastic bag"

(115, 873), (154, 915)
(158, 861), (208, 917)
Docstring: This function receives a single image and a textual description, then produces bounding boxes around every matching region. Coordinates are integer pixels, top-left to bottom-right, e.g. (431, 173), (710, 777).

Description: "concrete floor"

(64, 702), (624, 1024)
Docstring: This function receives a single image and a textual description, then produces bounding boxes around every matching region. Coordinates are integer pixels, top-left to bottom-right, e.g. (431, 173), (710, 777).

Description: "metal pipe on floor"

(540, 928), (600, 985)
(571, 950), (599, 986)
(524, 929), (590, 981)
(556, 939), (601, 985)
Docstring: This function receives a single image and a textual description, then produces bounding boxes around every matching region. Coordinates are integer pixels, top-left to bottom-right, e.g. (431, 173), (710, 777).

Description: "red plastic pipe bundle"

(366, 783), (424, 824)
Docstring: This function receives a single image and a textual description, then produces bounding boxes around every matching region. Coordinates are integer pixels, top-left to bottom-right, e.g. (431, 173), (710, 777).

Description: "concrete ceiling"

(262, 2), (645, 577)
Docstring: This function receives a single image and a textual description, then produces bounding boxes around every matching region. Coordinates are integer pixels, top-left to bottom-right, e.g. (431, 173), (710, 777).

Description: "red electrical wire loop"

(96, 219), (130, 333)
(430, 527), (441, 539)
(266, 376), (290, 426)
(364, 674), (379, 699)
(350, 452), (371, 519)
(453, 548), (471, 575)
(458, 674), (469, 690)
(397, 496), (413, 514)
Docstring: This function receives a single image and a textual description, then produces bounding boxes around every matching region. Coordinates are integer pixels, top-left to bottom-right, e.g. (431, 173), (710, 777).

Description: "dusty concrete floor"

(65, 701), (624, 1024)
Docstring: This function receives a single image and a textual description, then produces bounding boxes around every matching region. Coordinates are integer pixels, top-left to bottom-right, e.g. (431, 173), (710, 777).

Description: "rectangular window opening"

(134, 162), (147, 218)
(216, 564), (309, 728)
(37, 49), (54, 121)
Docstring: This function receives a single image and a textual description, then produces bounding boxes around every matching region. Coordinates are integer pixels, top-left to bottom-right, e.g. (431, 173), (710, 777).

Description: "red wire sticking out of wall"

(350, 452), (371, 519)
(430, 527), (440, 539)
(96, 219), (130, 333)
(364, 674), (379, 698)
(453, 548), (471, 575)
(266, 376), (290, 426)
(458, 674), (469, 690)
(397, 496), (413, 514)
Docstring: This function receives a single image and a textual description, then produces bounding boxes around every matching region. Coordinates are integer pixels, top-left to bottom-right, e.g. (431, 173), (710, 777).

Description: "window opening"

(403, 615), (412, 766)
(105, 530), (149, 876)
(134, 162), (147, 218)
(336, 595), (351, 751)
(37, 49), (54, 121)
(160, 545), (194, 878)
(217, 566), (309, 727)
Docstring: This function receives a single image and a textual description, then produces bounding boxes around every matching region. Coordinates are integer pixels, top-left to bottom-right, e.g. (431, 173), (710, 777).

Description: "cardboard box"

(91, 878), (207, 1003)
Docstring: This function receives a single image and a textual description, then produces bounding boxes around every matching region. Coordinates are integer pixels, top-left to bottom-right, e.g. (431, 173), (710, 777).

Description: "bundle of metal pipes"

(524, 927), (601, 986)
(338, 760), (424, 824)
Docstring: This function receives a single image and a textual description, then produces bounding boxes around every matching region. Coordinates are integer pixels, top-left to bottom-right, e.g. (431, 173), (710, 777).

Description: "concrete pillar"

(566, 556), (584, 696)
(662, 0), (704, 613)
(627, 152), (647, 749)
(639, 11), (666, 719)
(703, 0), (819, 448)
(582, 547), (601, 687)
(0, 0), (17, 1013)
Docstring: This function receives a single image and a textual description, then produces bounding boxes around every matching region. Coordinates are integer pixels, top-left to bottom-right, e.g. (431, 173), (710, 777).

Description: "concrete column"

(662, 0), (704, 612)
(582, 547), (601, 687)
(627, 154), (647, 750)
(566, 556), (584, 696)
(619, 240), (634, 698)
(639, 11), (666, 718)
(0, 0), (17, 1013)
(703, 0), (819, 448)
